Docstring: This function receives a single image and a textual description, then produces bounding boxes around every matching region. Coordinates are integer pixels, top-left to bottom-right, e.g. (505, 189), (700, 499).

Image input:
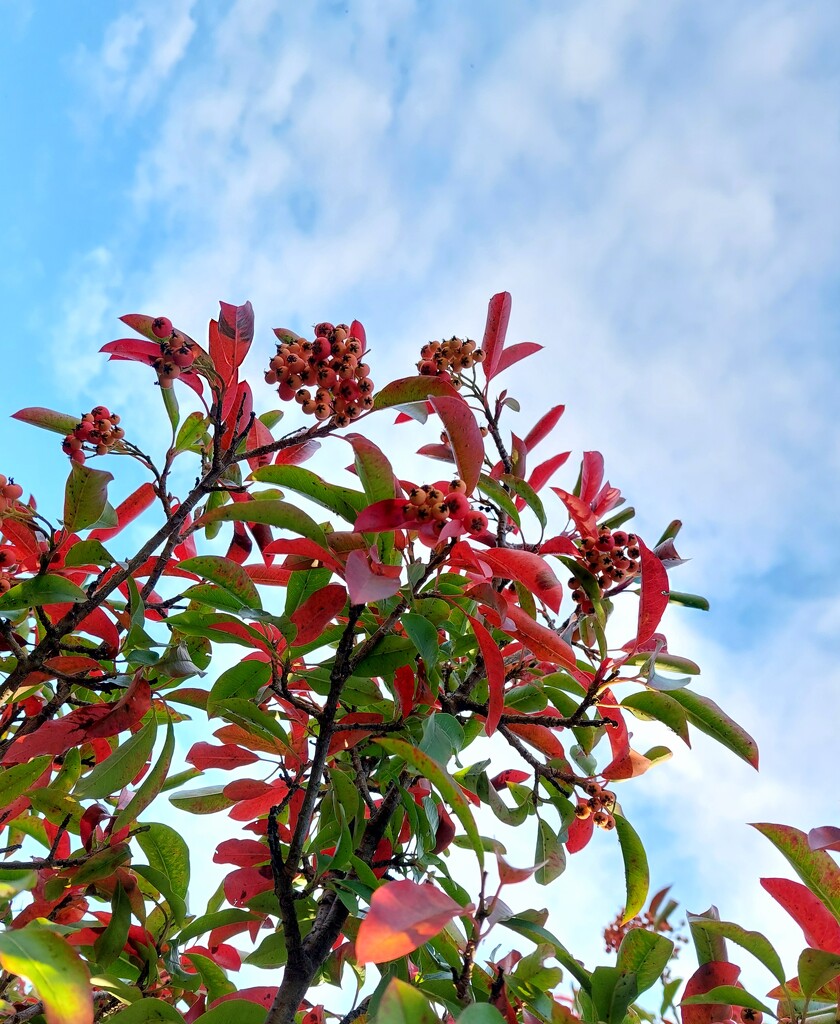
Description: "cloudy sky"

(2, 0), (839, 1002)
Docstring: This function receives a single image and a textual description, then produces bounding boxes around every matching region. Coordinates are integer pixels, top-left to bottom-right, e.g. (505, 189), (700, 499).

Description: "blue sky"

(2, 0), (840, 999)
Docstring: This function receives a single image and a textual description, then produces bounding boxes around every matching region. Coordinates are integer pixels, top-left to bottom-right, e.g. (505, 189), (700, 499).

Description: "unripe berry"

(409, 487), (428, 506)
(152, 317), (173, 339)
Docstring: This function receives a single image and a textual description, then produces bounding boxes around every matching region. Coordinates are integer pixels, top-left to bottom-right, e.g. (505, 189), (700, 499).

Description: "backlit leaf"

(74, 715), (157, 799)
(11, 407), (80, 435)
(614, 813), (649, 923)
(0, 925), (93, 1024)
(481, 291), (512, 381)
(179, 555), (262, 609)
(669, 690), (758, 768)
(196, 499), (327, 546)
(0, 574), (89, 613)
(429, 395), (484, 495)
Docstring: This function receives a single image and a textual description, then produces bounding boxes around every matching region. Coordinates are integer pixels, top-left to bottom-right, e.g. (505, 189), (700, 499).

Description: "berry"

(3, 482), (23, 502)
(464, 511), (488, 536)
(151, 317), (173, 339)
(445, 491), (471, 519)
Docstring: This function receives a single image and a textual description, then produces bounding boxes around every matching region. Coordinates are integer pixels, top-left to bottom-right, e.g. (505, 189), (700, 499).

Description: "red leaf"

(524, 406), (565, 451)
(566, 809), (594, 854)
(2, 676), (151, 764)
(211, 988), (278, 1011)
(223, 865), (274, 907)
(681, 962), (740, 1024)
(262, 538), (343, 573)
(482, 292), (512, 381)
(579, 452), (605, 505)
(328, 713), (384, 755)
(506, 721), (567, 760)
(490, 769), (530, 790)
(416, 443), (456, 463)
(213, 839), (269, 868)
(354, 499), (413, 533)
(551, 487), (597, 539)
(345, 549), (402, 606)
(505, 604), (576, 670)
(809, 826), (840, 852)
(100, 339), (161, 363)
(186, 742), (260, 771)
(218, 300), (255, 372)
(539, 535), (579, 557)
(355, 879), (472, 964)
(636, 539), (670, 647)
(274, 440), (321, 465)
(225, 779), (289, 822)
(246, 417), (275, 470)
(478, 550), (564, 614)
(291, 584), (347, 646)
(465, 613), (506, 736)
(497, 853), (537, 885)
(90, 482), (156, 542)
(429, 395), (485, 495)
(495, 342), (542, 375)
(244, 564), (292, 587)
(350, 319), (366, 350)
(373, 376), (460, 412)
(760, 877), (840, 953)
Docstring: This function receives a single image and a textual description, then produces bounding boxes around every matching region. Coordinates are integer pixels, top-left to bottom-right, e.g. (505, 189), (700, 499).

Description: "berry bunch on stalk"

(60, 406), (125, 465)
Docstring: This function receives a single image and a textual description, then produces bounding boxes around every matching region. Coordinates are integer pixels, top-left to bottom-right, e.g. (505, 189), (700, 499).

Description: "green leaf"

(668, 591), (710, 610)
(137, 822), (190, 911)
(502, 474), (547, 530)
(372, 375), (460, 412)
(616, 929), (675, 994)
(0, 574), (89, 612)
(374, 738), (484, 869)
(133, 864), (186, 925)
(0, 756), (53, 809)
(179, 555), (262, 610)
(0, 924), (93, 1024)
(182, 952), (235, 1005)
(64, 462), (114, 533)
(798, 947), (840, 999)
(621, 691), (690, 746)
(614, 813), (649, 924)
(198, 1002), (267, 1024)
(500, 916), (591, 991)
(168, 785), (234, 815)
(113, 720), (175, 830)
(107, 998), (186, 1022)
(75, 716), (158, 799)
(668, 689), (759, 768)
(207, 660), (272, 714)
(402, 613), (440, 667)
(376, 977), (438, 1024)
(681, 986), (773, 1016)
(349, 434), (398, 503)
(173, 411), (208, 454)
(160, 384), (180, 434)
(753, 823), (840, 923)
(352, 636), (415, 678)
(688, 918), (785, 983)
(591, 965), (639, 1024)
(419, 715), (464, 764)
(94, 882), (131, 969)
(476, 475), (521, 528)
(64, 540), (115, 567)
(534, 819), (566, 885)
(251, 465), (366, 524)
(454, 1005), (507, 1023)
(196, 499), (327, 546)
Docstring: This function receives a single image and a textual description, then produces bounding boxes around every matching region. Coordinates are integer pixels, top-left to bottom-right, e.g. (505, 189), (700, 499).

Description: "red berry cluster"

(0, 543), (19, 593)
(149, 316), (197, 389)
(416, 337), (485, 382)
(264, 323), (373, 428)
(401, 479), (488, 539)
(570, 528), (641, 613)
(574, 779), (617, 831)
(61, 407), (125, 465)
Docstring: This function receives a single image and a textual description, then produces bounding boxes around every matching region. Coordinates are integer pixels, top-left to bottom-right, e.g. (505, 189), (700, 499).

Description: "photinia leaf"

(290, 583), (347, 646)
(251, 465), (366, 524)
(534, 818), (566, 885)
(682, 986), (772, 1016)
(504, 604), (576, 670)
(809, 826), (840, 853)
(0, 756), (52, 811)
(616, 929), (675, 996)
(680, 962), (741, 1024)
(186, 742), (260, 771)
(345, 549), (402, 606)
(64, 463), (114, 534)
(106, 998), (185, 1021)
(199, 1001), (267, 1023)
(372, 376), (461, 412)
(0, 573), (89, 610)
(90, 481), (157, 544)
(375, 978), (438, 1024)
(374, 737), (484, 868)
(113, 718), (175, 829)
(621, 691), (690, 746)
(0, 925), (93, 1024)
(74, 715), (157, 799)
(688, 918), (785, 984)
(551, 487), (597, 538)
(635, 539), (670, 647)
(12, 406), (81, 437)
(495, 341), (543, 375)
(524, 405), (565, 451)
(465, 613), (506, 736)
(346, 434), (398, 503)
(429, 395), (485, 495)
(354, 498), (413, 533)
(614, 813), (649, 924)
(179, 555), (262, 610)
(797, 947), (840, 999)
(218, 300), (255, 372)
(668, 690), (759, 768)
(168, 785), (235, 815)
(354, 879), (472, 963)
(760, 877), (840, 952)
(478, 549), (564, 614)
(481, 291), (512, 381)
(195, 499), (327, 546)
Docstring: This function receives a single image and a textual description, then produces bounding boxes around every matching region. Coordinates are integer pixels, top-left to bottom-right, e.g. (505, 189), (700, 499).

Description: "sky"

(1, 0), (839, 1006)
